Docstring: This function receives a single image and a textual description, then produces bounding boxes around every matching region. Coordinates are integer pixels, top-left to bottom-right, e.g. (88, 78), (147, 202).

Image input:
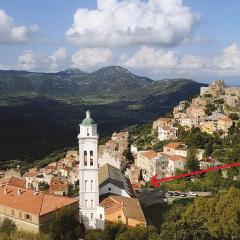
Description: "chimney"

(17, 188), (21, 196)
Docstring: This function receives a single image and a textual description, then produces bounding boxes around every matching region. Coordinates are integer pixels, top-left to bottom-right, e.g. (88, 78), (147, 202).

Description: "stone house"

(192, 97), (209, 107)
(158, 126), (177, 141)
(200, 121), (217, 135)
(153, 117), (173, 130)
(135, 150), (169, 181)
(167, 155), (186, 176)
(49, 177), (69, 196)
(173, 101), (189, 115)
(0, 183), (78, 233)
(98, 147), (121, 169)
(163, 142), (188, 157)
(217, 117), (233, 133)
(100, 195), (146, 227)
(186, 106), (206, 118)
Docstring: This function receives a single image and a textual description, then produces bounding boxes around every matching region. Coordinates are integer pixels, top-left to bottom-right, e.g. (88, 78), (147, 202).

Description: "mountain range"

(0, 66), (206, 164)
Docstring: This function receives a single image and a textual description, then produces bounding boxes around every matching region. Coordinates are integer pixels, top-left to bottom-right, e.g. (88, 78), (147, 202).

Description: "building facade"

(0, 184), (78, 233)
(100, 195), (146, 227)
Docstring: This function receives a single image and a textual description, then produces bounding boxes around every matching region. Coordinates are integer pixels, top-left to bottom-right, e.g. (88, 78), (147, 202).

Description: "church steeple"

(78, 111), (104, 230)
(81, 110), (95, 126)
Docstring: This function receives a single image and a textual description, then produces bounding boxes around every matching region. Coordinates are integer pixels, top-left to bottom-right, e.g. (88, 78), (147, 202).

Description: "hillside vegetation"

(0, 66), (205, 164)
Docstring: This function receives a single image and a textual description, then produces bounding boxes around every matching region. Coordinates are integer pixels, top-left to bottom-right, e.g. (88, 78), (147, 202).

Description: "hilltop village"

(0, 80), (240, 238)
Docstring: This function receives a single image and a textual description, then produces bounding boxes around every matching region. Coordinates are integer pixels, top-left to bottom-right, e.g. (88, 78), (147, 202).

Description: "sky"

(0, 0), (240, 85)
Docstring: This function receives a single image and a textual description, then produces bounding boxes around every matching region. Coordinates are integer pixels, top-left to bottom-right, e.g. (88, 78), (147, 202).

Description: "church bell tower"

(78, 111), (104, 230)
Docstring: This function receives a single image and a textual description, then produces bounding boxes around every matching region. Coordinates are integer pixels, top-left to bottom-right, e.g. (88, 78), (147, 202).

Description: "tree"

(84, 230), (103, 240)
(116, 226), (158, 240)
(67, 184), (79, 197)
(186, 148), (199, 172)
(184, 187), (240, 239)
(175, 168), (188, 176)
(122, 149), (134, 165)
(0, 218), (16, 235)
(0, 231), (49, 240)
(38, 182), (49, 191)
(214, 98), (224, 105)
(48, 207), (84, 240)
(102, 223), (128, 240)
(204, 141), (213, 157)
(229, 113), (239, 121)
(205, 103), (217, 116)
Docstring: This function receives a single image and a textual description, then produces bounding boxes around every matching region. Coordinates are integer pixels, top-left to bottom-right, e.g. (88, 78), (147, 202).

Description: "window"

(24, 214), (32, 221)
(108, 187), (112, 192)
(11, 210), (15, 216)
(87, 128), (89, 136)
(100, 214), (103, 219)
(91, 199), (93, 208)
(91, 213), (93, 219)
(118, 215), (121, 220)
(84, 151), (87, 166)
(19, 212), (22, 218)
(90, 151), (93, 166)
(91, 180), (93, 191)
(85, 180), (87, 191)
(85, 199), (88, 208)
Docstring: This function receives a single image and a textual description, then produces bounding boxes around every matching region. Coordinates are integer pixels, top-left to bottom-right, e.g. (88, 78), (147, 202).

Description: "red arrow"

(150, 161), (240, 188)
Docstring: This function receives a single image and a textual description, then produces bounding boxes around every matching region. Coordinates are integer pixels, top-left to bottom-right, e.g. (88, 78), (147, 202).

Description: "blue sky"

(0, 0), (240, 85)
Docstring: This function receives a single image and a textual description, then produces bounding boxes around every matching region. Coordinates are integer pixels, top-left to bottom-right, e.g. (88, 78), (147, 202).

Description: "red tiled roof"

(23, 172), (38, 178)
(169, 155), (186, 162)
(101, 195), (146, 222)
(164, 142), (185, 149)
(219, 117), (232, 122)
(50, 178), (69, 192)
(141, 150), (157, 160)
(8, 177), (26, 188)
(0, 184), (77, 216)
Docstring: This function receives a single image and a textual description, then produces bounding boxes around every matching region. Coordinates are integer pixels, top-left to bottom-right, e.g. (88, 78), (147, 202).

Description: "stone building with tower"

(78, 111), (105, 230)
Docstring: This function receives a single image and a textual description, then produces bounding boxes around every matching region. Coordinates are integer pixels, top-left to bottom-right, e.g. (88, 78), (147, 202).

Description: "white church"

(78, 111), (105, 230)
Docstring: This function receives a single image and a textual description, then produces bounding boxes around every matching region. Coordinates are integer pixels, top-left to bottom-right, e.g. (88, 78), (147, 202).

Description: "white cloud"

(71, 48), (113, 70)
(122, 46), (208, 75)
(0, 10), (39, 44)
(124, 46), (178, 70)
(180, 55), (206, 69)
(215, 43), (240, 75)
(16, 51), (37, 71)
(49, 47), (67, 72)
(66, 0), (199, 47)
(0, 64), (10, 70)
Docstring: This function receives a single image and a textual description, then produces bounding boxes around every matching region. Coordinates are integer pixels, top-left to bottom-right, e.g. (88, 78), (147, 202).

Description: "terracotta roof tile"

(101, 195), (146, 222)
(169, 155), (186, 162)
(164, 142), (185, 149)
(140, 150), (157, 160)
(8, 177), (26, 188)
(0, 184), (78, 216)
(50, 178), (69, 192)
(23, 172), (38, 178)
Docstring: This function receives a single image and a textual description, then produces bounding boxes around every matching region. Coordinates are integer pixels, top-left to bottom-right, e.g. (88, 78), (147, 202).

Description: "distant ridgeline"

(0, 66), (205, 164)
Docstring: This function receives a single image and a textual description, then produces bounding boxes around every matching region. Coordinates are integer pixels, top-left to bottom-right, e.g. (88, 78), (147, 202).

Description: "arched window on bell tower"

(90, 151), (93, 166)
(84, 151), (87, 166)
(91, 180), (93, 191)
